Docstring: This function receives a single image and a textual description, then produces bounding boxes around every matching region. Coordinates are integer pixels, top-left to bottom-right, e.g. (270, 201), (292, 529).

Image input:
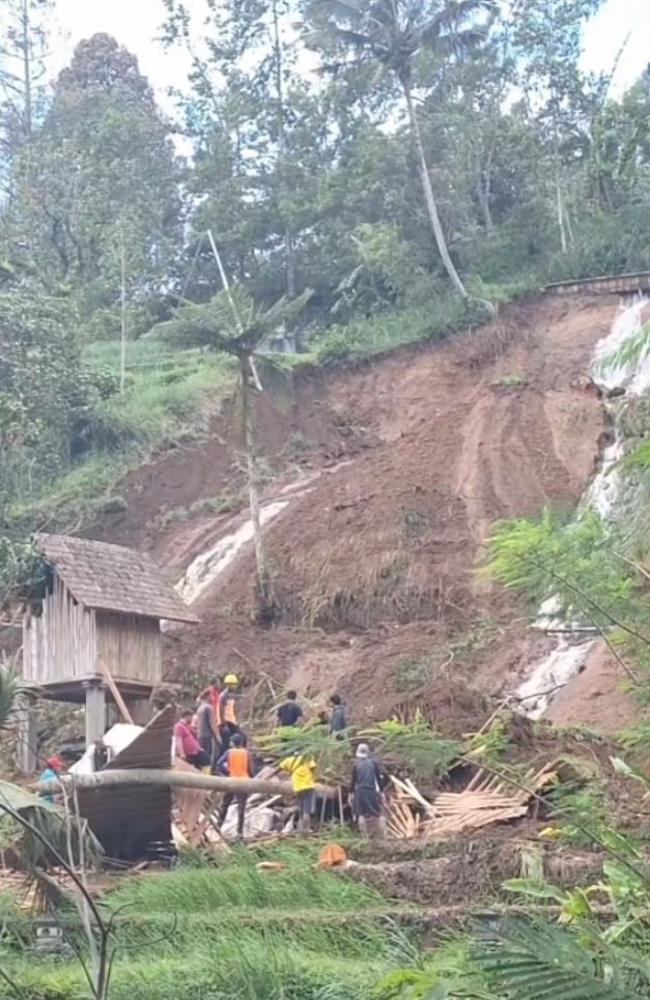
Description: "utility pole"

(206, 230), (274, 617)
(271, 0), (296, 298)
(119, 228), (128, 393)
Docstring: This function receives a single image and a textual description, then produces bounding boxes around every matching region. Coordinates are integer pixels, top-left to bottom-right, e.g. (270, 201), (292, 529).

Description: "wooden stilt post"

(83, 682), (106, 747)
(17, 694), (38, 775)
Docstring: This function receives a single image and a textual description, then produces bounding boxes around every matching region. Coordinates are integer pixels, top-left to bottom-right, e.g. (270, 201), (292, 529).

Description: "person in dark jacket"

(350, 744), (389, 839)
(277, 690), (303, 728)
(196, 690), (219, 770)
(329, 694), (347, 737)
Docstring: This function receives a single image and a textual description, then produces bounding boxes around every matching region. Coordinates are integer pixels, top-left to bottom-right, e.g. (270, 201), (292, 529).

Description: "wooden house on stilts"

(20, 534), (197, 772)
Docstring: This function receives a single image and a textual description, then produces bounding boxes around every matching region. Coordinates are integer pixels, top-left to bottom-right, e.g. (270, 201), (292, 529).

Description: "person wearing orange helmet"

(216, 673), (246, 753)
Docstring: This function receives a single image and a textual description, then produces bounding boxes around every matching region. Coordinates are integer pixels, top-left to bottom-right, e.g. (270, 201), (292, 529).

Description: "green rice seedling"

(108, 849), (383, 915)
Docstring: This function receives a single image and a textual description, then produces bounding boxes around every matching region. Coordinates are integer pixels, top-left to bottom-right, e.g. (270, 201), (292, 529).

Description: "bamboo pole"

(32, 769), (335, 800)
(96, 659), (134, 726)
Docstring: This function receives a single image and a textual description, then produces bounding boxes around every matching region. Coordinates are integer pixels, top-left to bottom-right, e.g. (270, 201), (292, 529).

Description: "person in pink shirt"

(174, 709), (211, 770)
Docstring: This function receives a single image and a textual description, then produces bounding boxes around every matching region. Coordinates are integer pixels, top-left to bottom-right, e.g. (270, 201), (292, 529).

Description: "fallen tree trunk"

(30, 769), (332, 799)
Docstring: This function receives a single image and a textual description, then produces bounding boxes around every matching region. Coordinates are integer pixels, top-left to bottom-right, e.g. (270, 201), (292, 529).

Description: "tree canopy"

(2, 2), (650, 585)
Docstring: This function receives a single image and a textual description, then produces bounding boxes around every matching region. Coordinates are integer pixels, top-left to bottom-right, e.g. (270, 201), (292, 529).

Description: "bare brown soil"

(347, 840), (607, 906)
(96, 294), (628, 733)
(546, 638), (641, 734)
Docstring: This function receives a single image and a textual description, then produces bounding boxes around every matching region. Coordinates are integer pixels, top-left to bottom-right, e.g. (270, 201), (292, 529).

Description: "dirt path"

(96, 294), (621, 729)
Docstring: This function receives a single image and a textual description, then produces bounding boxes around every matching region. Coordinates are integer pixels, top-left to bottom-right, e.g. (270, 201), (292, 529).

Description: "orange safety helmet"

(318, 843), (348, 869)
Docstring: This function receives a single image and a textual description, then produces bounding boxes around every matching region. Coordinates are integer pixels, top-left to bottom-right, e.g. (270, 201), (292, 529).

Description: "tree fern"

(0, 662), (34, 730)
(474, 918), (650, 1000)
(361, 717), (461, 780)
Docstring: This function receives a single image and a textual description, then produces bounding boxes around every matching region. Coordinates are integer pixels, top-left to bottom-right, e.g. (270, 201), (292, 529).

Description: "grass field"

(11, 338), (236, 528)
(0, 845), (427, 1000)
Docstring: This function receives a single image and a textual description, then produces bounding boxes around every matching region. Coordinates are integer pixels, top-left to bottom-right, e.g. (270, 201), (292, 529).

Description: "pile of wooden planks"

(386, 798), (421, 839)
(385, 763), (558, 841)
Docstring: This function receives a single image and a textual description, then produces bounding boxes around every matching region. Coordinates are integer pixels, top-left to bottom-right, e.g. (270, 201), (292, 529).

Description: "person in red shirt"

(174, 709), (211, 770)
(200, 678), (221, 721)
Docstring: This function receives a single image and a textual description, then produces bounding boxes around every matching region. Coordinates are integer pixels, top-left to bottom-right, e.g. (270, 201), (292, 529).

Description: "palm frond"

(259, 288), (313, 334)
(258, 723), (352, 781)
(475, 918), (648, 999)
(0, 780), (103, 872)
(306, 0), (495, 80)
(329, 26), (379, 48)
(307, 0), (366, 27)
(0, 664), (35, 730)
(361, 718), (461, 780)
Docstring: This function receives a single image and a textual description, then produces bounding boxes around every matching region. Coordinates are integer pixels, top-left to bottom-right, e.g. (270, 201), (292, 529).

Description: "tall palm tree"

(306, 0), (495, 298)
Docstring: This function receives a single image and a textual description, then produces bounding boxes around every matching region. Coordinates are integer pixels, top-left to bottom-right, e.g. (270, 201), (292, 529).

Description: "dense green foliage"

(485, 508), (650, 687)
(0, 0), (648, 585)
(484, 509), (637, 623)
(4, 827), (650, 999)
(1, 4), (650, 997)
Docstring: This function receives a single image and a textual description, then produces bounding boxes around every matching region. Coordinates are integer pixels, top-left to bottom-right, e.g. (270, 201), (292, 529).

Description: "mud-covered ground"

(88, 294), (637, 733)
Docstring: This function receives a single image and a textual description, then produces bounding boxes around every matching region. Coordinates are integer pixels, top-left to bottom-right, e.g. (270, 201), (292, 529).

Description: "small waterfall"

(585, 297), (650, 518)
(176, 500), (290, 605)
(592, 297), (650, 393)
(517, 297), (648, 716)
(174, 461), (352, 607)
(516, 640), (596, 720)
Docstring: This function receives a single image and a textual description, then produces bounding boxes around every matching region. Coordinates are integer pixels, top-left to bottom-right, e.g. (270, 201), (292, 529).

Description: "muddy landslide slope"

(94, 294), (621, 729)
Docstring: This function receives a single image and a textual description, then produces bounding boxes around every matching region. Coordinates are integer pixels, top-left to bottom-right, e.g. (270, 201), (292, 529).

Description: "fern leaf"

(474, 918), (646, 999)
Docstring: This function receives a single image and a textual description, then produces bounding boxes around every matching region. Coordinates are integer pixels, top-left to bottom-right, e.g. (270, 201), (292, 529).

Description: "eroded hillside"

(93, 294), (626, 729)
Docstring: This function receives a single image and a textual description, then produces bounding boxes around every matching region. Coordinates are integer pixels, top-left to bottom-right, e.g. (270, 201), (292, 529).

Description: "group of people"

(39, 678), (389, 840)
(173, 673), (246, 772)
(173, 680), (390, 838)
(276, 690), (347, 736)
(277, 740), (389, 839)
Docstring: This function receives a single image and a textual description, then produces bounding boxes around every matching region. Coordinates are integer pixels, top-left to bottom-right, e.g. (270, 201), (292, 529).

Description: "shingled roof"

(36, 534), (198, 624)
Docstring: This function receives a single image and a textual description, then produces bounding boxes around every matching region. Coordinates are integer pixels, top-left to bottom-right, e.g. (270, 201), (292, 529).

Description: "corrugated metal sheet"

(77, 707), (175, 861)
(36, 534), (198, 624)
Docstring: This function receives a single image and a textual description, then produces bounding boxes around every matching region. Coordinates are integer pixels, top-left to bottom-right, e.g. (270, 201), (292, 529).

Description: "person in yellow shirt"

(279, 753), (317, 833)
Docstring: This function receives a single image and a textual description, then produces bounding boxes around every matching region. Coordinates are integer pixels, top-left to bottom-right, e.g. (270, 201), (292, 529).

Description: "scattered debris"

(256, 861), (286, 872)
(385, 763), (558, 842)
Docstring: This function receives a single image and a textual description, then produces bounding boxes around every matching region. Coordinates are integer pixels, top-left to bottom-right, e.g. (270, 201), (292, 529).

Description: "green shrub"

(314, 303), (456, 364)
(10, 348), (236, 529)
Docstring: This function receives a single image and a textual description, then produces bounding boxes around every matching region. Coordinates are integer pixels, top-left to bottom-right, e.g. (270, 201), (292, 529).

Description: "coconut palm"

(306, 0), (496, 298)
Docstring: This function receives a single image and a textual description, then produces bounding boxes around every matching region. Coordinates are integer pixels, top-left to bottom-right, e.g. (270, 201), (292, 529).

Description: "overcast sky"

(52, 0), (648, 111)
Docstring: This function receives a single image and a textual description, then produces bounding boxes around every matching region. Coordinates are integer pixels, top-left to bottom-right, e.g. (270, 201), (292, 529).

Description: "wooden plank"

(98, 659), (134, 725)
(546, 270), (650, 296)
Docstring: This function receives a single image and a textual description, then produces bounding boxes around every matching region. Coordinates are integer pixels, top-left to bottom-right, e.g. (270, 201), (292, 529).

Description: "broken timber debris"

(386, 763), (558, 841)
